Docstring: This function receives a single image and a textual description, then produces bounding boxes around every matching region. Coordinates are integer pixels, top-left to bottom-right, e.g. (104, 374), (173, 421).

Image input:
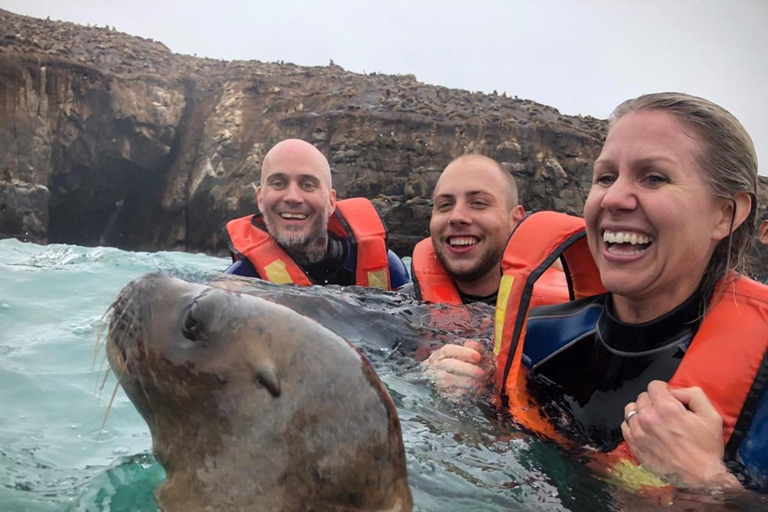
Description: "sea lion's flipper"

(254, 364), (281, 398)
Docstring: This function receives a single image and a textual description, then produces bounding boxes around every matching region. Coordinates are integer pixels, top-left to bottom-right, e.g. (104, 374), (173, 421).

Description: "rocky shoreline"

(1, 8), (765, 275)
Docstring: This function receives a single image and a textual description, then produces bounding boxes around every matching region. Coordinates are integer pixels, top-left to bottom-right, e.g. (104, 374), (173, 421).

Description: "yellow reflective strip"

(604, 459), (666, 490)
(264, 259), (294, 284)
(367, 269), (389, 290)
(493, 274), (515, 357)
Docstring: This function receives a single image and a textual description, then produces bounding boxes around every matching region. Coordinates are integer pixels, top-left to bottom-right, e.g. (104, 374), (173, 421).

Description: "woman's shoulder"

(704, 275), (768, 338)
(725, 274), (768, 304)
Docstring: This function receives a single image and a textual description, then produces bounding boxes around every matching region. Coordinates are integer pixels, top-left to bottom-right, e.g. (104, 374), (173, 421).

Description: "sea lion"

(106, 272), (413, 512)
(209, 273), (496, 361)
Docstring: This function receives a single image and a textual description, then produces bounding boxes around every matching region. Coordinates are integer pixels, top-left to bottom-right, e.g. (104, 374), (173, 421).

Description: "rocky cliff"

(1, 9), (765, 275)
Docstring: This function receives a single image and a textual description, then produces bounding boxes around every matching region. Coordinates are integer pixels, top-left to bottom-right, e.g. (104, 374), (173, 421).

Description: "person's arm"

(621, 380), (742, 489)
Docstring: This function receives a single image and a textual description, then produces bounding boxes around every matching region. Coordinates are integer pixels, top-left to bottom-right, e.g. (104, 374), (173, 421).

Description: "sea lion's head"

(106, 272), (412, 512)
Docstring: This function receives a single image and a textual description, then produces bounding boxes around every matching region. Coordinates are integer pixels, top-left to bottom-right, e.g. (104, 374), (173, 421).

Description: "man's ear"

(713, 192), (751, 242)
(509, 205), (525, 230)
(328, 188), (337, 216)
(255, 183), (263, 211)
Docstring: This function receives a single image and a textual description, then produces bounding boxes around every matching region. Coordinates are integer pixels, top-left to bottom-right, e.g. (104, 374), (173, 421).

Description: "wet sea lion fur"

(106, 273), (413, 512)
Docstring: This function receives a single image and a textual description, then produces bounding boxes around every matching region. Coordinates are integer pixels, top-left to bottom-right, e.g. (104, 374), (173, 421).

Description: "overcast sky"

(4, 0), (767, 176)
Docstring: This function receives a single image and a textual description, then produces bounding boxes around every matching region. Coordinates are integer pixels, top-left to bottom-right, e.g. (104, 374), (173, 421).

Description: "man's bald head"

(256, 139), (337, 266)
(438, 154), (519, 211)
(261, 139), (332, 190)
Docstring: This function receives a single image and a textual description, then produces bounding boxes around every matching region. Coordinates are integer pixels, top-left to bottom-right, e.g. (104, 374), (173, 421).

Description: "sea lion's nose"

(109, 273), (172, 338)
(116, 273), (176, 308)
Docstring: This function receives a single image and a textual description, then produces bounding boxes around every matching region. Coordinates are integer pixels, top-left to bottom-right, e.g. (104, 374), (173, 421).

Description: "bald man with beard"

(224, 139), (410, 290)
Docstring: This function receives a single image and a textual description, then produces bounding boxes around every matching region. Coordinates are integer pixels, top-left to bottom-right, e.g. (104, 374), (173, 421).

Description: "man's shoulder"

(223, 258), (260, 278)
(387, 249), (411, 290)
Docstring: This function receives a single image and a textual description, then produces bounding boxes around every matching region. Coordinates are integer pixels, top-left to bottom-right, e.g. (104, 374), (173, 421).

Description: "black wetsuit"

(522, 291), (702, 451)
(298, 236), (354, 285)
(459, 290), (498, 306)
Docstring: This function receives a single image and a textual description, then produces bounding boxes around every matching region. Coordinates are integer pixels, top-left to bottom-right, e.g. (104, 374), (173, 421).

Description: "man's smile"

(279, 212), (309, 220)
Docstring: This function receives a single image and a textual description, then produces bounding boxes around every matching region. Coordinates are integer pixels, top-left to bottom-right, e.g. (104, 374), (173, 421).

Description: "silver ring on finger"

(624, 409), (639, 423)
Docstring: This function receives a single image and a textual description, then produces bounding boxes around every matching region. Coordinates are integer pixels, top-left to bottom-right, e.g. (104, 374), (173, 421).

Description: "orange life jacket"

(494, 211), (768, 456)
(411, 239), (463, 304)
(411, 235), (571, 306)
(224, 198), (391, 290)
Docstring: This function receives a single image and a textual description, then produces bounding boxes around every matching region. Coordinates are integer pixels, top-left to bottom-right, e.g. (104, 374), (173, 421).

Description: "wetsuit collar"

(459, 290), (498, 306)
(303, 236), (350, 285)
(456, 267), (501, 305)
(599, 290), (702, 354)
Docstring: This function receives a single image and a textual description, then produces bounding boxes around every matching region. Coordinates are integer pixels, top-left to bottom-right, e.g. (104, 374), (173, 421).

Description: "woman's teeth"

(603, 230), (654, 256)
(602, 231), (653, 245)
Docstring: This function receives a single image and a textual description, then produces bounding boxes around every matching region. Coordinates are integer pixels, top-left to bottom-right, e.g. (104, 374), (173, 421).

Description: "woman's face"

(584, 110), (732, 323)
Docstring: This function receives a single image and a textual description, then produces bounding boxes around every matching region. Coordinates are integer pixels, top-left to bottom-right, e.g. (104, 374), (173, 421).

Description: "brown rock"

(0, 8), (765, 278)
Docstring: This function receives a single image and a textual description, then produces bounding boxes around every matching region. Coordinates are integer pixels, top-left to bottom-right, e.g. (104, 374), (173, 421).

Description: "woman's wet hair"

(609, 92), (758, 309)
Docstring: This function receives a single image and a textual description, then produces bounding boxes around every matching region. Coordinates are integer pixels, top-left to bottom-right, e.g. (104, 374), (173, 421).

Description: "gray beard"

(280, 234), (328, 267)
(264, 210), (330, 266)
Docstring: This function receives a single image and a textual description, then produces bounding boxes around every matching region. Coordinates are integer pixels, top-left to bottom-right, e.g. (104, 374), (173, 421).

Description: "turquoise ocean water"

(1, 238), (764, 512)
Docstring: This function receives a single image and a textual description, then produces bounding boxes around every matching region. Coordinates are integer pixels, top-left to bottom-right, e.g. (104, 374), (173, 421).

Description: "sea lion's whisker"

(93, 306), (114, 367)
(97, 379), (122, 443)
(93, 310), (114, 395)
(97, 349), (110, 375)
(97, 360), (112, 398)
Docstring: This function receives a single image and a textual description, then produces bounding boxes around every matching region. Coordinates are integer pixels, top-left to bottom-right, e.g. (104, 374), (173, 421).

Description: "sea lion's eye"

(182, 302), (202, 341)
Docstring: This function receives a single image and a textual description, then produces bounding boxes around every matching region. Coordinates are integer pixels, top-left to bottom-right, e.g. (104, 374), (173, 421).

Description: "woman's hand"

(621, 380), (742, 489)
(422, 340), (487, 399)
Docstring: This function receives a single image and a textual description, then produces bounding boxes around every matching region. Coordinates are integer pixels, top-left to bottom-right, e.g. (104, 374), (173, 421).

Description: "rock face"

(1, 8), (766, 276)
